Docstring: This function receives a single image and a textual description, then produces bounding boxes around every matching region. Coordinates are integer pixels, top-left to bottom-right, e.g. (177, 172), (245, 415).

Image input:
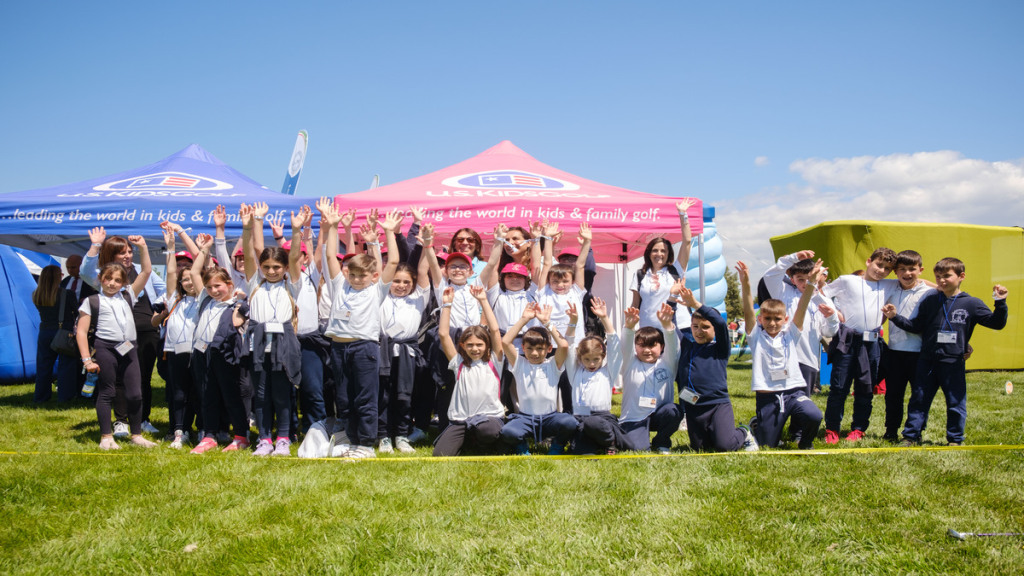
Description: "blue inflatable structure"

(0, 245), (44, 384)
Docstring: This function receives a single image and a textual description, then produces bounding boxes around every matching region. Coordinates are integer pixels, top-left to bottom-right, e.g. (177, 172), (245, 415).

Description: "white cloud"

(714, 150), (1024, 270)
(754, 156), (770, 167)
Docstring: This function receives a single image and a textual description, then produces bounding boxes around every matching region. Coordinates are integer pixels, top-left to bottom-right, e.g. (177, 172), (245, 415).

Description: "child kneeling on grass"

(433, 285), (506, 457)
(882, 257), (1009, 447)
(619, 303), (682, 454)
(737, 260), (824, 450)
(674, 282), (757, 452)
(498, 303), (578, 455)
(565, 297), (625, 455)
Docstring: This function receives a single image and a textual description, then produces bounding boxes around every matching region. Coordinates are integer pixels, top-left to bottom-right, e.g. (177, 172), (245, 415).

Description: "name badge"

(937, 331), (957, 344)
(680, 389), (700, 405)
(266, 322), (284, 334)
(769, 368), (789, 381)
(173, 341), (192, 355)
(195, 341), (209, 353)
(115, 341), (134, 356)
(862, 331), (878, 342)
(639, 396), (657, 409)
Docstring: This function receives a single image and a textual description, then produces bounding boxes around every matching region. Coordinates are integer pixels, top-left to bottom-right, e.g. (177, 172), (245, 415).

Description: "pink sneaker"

(190, 437), (218, 455)
(222, 437), (251, 452)
(824, 430), (840, 445)
(845, 430), (864, 442)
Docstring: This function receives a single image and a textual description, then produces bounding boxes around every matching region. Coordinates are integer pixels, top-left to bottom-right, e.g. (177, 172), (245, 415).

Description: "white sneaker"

(170, 430), (185, 449)
(343, 445), (376, 459)
(678, 419), (689, 432)
(394, 436), (415, 454)
(141, 420), (160, 435)
(328, 431), (351, 457)
(377, 437), (394, 454)
(655, 446), (671, 455)
(406, 427), (427, 444)
(112, 421), (130, 439)
(741, 425), (759, 452)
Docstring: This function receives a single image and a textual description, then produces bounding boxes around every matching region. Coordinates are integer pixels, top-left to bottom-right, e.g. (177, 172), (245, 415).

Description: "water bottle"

(82, 371), (98, 398)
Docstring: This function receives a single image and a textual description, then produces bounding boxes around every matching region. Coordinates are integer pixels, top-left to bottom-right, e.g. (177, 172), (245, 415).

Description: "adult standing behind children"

(60, 254), (97, 302)
(82, 227), (167, 438)
(883, 257), (1008, 446)
(630, 200), (696, 330)
(821, 247), (897, 444)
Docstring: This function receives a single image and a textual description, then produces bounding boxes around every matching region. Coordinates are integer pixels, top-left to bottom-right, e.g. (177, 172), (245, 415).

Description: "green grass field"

(2, 364), (1022, 575)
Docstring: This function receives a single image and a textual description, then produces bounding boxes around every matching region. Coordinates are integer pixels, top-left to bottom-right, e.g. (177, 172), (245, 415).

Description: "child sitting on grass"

(565, 297), (624, 455)
(619, 303), (681, 454)
(498, 303), (578, 455)
(433, 285), (506, 457)
(737, 260), (824, 450)
(883, 257), (1009, 447)
(674, 281), (758, 452)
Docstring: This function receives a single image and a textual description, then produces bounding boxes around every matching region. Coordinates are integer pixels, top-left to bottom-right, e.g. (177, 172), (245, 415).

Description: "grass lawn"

(2, 364), (1022, 574)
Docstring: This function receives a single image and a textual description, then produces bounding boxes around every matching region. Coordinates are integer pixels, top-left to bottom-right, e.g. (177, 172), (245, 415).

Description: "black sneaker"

(898, 439), (919, 448)
(882, 431), (899, 441)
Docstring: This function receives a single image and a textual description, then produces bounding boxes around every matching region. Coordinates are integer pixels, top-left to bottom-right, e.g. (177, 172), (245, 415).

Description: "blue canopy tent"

(0, 144), (308, 258)
(0, 144), (308, 383)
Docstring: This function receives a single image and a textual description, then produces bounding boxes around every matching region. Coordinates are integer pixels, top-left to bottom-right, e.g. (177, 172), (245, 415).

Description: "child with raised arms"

(498, 303), (578, 455)
(883, 257), (1008, 446)
(738, 260), (824, 449)
(433, 285), (506, 456)
(76, 235), (157, 450)
(619, 302), (682, 453)
(565, 297), (625, 455)
(156, 222), (201, 449)
(188, 234), (250, 454)
(675, 281), (758, 452)
(241, 204), (307, 456)
(535, 222), (591, 337)
(317, 199), (388, 459)
(377, 212), (431, 454)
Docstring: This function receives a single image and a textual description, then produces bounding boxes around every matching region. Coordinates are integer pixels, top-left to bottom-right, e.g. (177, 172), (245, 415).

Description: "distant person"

(60, 254), (97, 302)
(33, 265), (79, 403)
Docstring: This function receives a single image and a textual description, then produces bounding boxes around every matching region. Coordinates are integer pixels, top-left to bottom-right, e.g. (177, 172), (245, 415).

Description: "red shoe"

(825, 430), (840, 444)
(845, 429), (864, 442)
(222, 437), (251, 452)
(190, 437), (218, 455)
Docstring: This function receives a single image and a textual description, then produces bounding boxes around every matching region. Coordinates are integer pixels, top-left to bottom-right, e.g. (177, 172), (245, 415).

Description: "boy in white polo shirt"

(822, 247), (897, 443)
(738, 260), (825, 449)
(316, 198), (390, 459)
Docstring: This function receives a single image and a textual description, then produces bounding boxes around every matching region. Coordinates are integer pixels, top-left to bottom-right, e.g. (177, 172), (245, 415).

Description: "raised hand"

(359, 222), (378, 244)
(128, 235), (146, 248)
(675, 198), (696, 214)
(677, 283), (699, 309)
(410, 206), (426, 223)
(534, 304), (553, 325)
(88, 226), (106, 245)
(566, 302), (578, 324)
(796, 249), (815, 261)
(213, 205), (227, 228)
(469, 284), (487, 302)
(340, 208), (357, 229)
(417, 222), (435, 247)
(268, 214), (285, 239)
(442, 286), (455, 305)
(735, 261), (750, 285)
(161, 223), (175, 247)
(578, 222), (592, 242)
(195, 233), (214, 251)
(590, 297), (608, 318)
(381, 209), (404, 233)
(316, 197), (341, 226)
(994, 284), (1009, 299)
(520, 302), (538, 320)
(624, 307), (640, 329)
(239, 204), (253, 227)
(252, 202), (269, 219)
(290, 206), (311, 231)
(656, 302), (674, 327)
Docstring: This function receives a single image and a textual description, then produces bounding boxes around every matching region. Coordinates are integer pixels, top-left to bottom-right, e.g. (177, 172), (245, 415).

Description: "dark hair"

(259, 246), (289, 267)
(522, 327), (552, 349)
(641, 237), (675, 275)
(934, 257), (965, 275)
(869, 247), (897, 268)
(457, 325), (492, 365)
(759, 298), (787, 316)
(498, 226), (534, 272)
(896, 250), (923, 269)
(32, 265), (62, 307)
(786, 258), (816, 277)
(448, 228), (482, 258)
(633, 326), (665, 349)
(690, 308), (712, 324)
(393, 262), (416, 283)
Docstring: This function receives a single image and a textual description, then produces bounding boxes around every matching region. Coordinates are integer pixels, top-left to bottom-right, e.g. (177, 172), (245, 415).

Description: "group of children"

(71, 199), (1010, 456)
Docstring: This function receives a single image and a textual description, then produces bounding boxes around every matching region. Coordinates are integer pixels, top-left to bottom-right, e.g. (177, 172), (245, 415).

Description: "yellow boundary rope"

(2, 444), (1022, 462)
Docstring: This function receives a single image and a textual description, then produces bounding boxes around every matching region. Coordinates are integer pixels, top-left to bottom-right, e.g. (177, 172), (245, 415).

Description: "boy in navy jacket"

(882, 257), (1009, 446)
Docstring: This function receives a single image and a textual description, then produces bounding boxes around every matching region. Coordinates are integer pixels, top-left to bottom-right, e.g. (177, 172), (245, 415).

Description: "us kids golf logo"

(442, 170), (580, 191)
(92, 172), (234, 193)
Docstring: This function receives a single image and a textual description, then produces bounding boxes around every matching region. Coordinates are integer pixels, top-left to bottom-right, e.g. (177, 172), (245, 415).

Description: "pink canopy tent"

(332, 141), (702, 263)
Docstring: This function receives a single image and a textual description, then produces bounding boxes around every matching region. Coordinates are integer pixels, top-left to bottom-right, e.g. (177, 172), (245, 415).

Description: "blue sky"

(2, 1), (1022, 264)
